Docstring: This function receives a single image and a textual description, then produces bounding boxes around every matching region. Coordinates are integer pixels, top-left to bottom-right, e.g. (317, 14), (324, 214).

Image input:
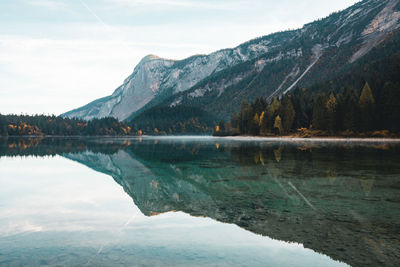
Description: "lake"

(0, 136), (399, 267)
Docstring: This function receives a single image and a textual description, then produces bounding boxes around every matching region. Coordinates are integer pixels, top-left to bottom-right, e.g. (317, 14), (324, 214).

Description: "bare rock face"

(350, 0), (400, 62)
(62, 40), (274, 121)
(62, 0), (400, 121)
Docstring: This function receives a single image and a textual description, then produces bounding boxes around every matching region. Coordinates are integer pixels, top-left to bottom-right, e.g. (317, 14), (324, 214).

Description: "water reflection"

(1, 137), (400, 267)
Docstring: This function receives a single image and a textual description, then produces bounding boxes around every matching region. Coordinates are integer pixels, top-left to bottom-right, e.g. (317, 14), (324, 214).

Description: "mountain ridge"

(62, 31), (278, 120)
(62, 0), (400, 122)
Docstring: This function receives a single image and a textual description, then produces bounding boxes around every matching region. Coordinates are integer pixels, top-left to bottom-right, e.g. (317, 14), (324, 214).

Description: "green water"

(0, 136), (399, 267)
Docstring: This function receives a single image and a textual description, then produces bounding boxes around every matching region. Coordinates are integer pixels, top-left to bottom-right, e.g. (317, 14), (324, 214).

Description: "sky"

(0, 0), (360, 115)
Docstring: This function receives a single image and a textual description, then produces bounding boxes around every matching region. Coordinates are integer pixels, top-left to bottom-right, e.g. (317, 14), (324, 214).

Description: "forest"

(216, 81), (400, 137)
(0, 115), (131, 136)
(129, 105), (216, 135)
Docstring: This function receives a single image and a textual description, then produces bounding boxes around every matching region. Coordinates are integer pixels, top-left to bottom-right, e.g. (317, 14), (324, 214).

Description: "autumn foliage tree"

(326, 93), (337, 133)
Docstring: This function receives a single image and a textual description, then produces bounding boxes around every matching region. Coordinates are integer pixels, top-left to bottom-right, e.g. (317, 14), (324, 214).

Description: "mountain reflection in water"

(1, 136), (399, 267)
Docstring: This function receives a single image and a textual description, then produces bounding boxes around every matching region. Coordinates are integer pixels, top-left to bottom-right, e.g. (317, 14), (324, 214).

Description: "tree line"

(129, 105), (216, 135)
(0, 114), (131, 136)
(2, 81), (399, 138)
(216, 82), (400, 137)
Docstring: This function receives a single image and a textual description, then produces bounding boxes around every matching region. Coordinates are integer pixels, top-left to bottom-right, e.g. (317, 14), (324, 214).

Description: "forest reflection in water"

(0, 136), (399, 267)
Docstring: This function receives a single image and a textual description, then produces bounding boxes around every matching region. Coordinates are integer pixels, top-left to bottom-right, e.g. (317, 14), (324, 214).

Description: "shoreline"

(214, 135), (400, 143)
(2, 135), (400, 142)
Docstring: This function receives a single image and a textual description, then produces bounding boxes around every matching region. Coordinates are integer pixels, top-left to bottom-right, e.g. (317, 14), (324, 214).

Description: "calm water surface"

(0, 137), (399, 267)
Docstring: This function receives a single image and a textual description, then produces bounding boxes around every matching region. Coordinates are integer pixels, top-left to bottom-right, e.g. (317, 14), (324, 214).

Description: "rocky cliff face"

(62, 38), (278, 121)
(62, 0), (400, 121)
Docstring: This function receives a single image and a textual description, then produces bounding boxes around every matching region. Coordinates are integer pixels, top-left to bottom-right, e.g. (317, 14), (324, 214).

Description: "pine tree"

(281, 96), (295, 133)
(326, 93), (337, 133)
(292, 88), (310, 129)
(381, 82), (400, 132)
(0, 115), (7, 136)
(238, 101), (253, 134)
(252, 97), (267, 115)
(359, 82), (376, 132)
(337, 88), (358, 132)
(312, 94), (328, 130)
(268, 98), (281, 118)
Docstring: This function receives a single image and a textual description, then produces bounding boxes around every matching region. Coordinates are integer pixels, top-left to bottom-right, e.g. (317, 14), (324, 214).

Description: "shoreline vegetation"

(213, 129), (400, 139)
(1, 82), (399, 139)
(1, 135), (400, 142)
(213, 131), (400, 141)
(0, 115), (132, 137)
(214, 82), (400, 139)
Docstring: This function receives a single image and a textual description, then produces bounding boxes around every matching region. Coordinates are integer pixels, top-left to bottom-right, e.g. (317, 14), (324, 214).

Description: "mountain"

(62, 0), (400, 122)
(62, 43), (275, 121)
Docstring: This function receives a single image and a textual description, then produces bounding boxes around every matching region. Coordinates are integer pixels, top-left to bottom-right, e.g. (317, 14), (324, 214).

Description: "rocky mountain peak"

(62, 0), (400, 122)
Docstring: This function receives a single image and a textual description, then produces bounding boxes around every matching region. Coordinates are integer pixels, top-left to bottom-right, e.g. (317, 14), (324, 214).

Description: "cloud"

(105, 0), (241, 10)
(24, 0), (66, 9)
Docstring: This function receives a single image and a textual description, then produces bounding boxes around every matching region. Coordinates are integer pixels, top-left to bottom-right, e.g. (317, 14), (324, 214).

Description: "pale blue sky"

(0, 0), (359, 115)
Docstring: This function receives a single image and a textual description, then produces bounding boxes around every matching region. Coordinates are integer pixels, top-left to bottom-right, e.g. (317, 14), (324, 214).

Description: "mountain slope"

(62, 0), (400, 122)
(157, 0), (400, 120)
(62, 39), (283, 121)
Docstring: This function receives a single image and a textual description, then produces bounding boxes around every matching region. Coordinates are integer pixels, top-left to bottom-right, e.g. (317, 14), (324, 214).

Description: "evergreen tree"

(268, 98), (281, 118)
(292, 88), (310, 129)
(312, 94), (328, 130)
(0, 115), (7, 136)
(238, 101), (253, 134)
(230, 113), (240, 131)
(252, 97), (267, 115)
(281, 96), (296, 133)
(381, 82), (400, 132)
(359, 82), (376, 132)
(337, 87), (359, 132)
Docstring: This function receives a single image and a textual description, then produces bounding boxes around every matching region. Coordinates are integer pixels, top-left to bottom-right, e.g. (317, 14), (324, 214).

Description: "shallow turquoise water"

(0, 137), (399, 266)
